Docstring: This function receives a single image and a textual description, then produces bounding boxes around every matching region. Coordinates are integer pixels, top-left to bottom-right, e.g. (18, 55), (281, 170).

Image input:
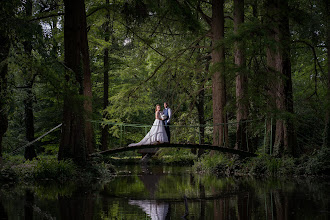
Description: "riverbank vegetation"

(0, 0), (329, 181)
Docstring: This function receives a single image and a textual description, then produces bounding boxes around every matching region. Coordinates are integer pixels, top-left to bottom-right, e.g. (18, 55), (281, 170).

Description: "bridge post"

(199, 125), (201, 145)
(120, 124), (123, 147)
(222, 124), (225, 146)
(270, 118), (273, 155)
(246, 120), (249, 151)
(264, 119), (267, 154)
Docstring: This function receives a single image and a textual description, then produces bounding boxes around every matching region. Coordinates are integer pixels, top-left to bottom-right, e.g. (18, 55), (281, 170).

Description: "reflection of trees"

(0, 199), (8, 219)
(24, 189), (34, 220)
(59, 190), (95, 220)
(102, 175), (148, 198)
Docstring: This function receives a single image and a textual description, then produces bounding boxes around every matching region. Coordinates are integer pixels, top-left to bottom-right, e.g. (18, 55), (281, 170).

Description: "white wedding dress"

(128, 112), (168, 146)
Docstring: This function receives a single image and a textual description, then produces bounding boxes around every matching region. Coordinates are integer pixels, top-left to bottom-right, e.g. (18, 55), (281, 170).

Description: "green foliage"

(193, 153), (231, 174)
(32, 158), (77, 180)
(243, 154), (297, 176)
(304, 147), (330, 175)
(156, 148), (197, 164)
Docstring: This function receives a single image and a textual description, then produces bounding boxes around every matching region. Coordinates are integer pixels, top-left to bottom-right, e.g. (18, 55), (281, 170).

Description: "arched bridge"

(93, 143), (257, 158)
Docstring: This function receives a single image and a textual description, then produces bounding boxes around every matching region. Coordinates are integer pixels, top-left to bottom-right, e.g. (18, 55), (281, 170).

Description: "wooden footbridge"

(93, 143), (257, 158)
(89, 120), (266, 158)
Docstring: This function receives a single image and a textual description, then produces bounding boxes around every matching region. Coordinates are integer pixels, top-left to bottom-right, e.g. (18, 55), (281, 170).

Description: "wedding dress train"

(128, 113), (168, 147)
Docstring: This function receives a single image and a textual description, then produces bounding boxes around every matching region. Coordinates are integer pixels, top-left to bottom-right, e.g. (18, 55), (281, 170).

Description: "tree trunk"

(234, 0), (248, 151)
(24, 90), (37, 160)
(59, 0), (93, 163)
(0, 12), (10, 163)
(0, 37), (9, 164)
(101, 0), (110, 151)
(196, 81), (205, 156)
(82, 22), (94, 156)
(265, 0), (295, 156)
(211, 0), (228, 147)
(23, 0), (37, 160)
(324, 0), (330, 148)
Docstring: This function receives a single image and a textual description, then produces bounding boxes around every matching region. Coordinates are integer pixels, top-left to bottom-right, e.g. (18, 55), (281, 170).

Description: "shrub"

(305, 147), (330, 175)
(33, 158), (77, 180)
(193, 153), (230, 174)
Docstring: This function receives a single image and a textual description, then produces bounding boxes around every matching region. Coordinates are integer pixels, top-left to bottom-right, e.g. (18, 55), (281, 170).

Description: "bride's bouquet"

(160, 113), (168, 120)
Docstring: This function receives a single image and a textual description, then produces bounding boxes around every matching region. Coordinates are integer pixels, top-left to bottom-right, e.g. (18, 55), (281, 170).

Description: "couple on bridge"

(128, 102), (172, 147)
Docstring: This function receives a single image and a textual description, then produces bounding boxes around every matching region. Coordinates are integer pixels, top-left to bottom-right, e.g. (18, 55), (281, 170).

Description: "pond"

(1, 165), (330, 219)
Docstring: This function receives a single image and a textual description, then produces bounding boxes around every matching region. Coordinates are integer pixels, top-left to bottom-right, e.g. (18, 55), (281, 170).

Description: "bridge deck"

(93, 143), (257, 158)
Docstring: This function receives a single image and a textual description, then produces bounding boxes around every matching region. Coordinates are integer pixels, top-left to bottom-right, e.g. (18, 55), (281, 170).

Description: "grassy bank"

(193, 147), (330, 177)
(0, 154), (115, 184)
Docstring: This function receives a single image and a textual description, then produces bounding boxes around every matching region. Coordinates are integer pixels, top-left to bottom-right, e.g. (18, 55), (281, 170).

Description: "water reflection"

(0, 165), (329, 219)
(128, 200), (170, 220)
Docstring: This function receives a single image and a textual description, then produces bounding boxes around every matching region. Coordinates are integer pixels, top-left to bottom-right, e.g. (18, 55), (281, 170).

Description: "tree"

(323, 0), (330, 148)
(211, 0), (228, 147)
(234, 0), (248, 151)
(101, 0), (111, 151)
(198, 0), (228, 147)
(58, 0), (93, 163)
(0, 1), (15, 163)
(23, 0), (37, 160)
(265, 0), (295, 156)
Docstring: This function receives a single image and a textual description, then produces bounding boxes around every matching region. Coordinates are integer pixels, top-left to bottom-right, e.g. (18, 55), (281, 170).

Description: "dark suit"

(163, 108), (171, 143)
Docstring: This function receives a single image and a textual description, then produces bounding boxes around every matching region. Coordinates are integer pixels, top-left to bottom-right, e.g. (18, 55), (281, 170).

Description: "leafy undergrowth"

(193, 149), (330, 177)
(154, 148), (197, 165)
(0, 154), (115, 184)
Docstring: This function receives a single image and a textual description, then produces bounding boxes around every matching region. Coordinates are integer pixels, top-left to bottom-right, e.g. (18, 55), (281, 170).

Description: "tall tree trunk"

(23, 0), (37, 160)
(24, 89), (37, 160)
(101, 0), (110, 151)
(265, 0), (295, 156)
(196, 81), (205, 156)
(234, 0), (248, 151)
(211, 0), (228, 147)
(0, 32), (9, 164)
(323, 0), (330, 148)
(59, 0), (93, 163)
(0, 0), (12, 163)
(82, 18), (94, 156)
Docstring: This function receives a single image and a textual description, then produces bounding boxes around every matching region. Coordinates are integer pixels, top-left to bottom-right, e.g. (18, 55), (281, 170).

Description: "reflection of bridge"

(93, 143), (257, 157)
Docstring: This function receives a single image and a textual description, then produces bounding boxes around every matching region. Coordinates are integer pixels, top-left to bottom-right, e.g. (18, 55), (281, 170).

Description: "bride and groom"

(128, 102), (171, 147)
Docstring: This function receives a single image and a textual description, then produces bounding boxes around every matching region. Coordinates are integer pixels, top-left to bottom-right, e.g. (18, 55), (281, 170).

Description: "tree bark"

(0, 35), (9, 164)
(59, 0), (93, 163)
(0, 2), (11, 163)
(23, 0), (37, 160)
(211, 0), (228, 147)
(323, 0), (330, 148)
(265, 0), (295, 156)
(234, 0), (249, 151)
(101, 0), (110, 151)
(24, 89), (37, 160)
(82, 8), (94, 156)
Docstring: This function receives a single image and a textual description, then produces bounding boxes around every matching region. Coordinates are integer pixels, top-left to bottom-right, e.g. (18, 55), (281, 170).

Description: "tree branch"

(292, 40), (325, 76)
(119, 21), (166, 58)
(29, 12), (64, 22)
(197, 1), (212, 26)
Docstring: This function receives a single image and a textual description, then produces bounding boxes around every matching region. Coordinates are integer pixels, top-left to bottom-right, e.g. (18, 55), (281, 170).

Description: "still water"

(0, 165), (330, 219)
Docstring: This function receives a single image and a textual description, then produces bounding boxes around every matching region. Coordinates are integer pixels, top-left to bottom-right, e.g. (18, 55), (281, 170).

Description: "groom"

(163, 102), (172, 143)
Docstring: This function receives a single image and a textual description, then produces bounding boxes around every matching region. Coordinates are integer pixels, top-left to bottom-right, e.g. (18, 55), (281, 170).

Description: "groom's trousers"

(165, 123), (171, 143)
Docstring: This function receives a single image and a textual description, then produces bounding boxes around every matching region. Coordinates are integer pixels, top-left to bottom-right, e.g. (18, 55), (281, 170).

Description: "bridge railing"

(94, 118), (267, 153)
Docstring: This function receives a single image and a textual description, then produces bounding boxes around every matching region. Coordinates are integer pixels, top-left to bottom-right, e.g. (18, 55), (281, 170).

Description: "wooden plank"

(92, 143), (257, 158)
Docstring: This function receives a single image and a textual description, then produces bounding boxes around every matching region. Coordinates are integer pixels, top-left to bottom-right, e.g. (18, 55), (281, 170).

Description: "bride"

(128, 104), (168, 146)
